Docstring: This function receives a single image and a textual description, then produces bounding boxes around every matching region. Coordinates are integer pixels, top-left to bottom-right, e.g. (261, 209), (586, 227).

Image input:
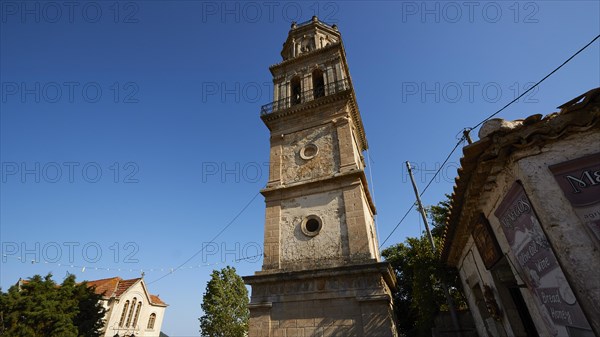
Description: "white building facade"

(87, 277), (167, 337)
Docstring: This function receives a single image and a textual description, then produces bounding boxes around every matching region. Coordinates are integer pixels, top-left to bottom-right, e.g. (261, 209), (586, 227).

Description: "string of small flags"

(1, 253), (263, 274)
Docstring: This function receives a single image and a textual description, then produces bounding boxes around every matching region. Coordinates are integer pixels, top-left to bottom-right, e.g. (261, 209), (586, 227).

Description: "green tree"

(70, 279), (107, 336)
(426, 195), (450, 239)
(199, 266), (249, 337)
(0, 273), (106, 337)
(381, 197), (467, 337)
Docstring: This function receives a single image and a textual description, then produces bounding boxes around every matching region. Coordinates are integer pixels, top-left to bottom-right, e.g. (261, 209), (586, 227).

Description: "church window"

(125, 297), (137, 327)
(119, 300), (129, 327)
(301, 215), (322, 237)
(300, 143), (319, 160)
(133, 301), (142, 328)
(291, 77), (302, 105)
(147, 313), (157, 329)
(312, 69), (325, 99)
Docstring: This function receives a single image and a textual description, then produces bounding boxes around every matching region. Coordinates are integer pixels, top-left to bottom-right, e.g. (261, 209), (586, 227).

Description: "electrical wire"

(234, 253), (263, 262)
(471, 34), (600, 131)
(366, 150), (382, 247)
(1, 252), (257, 274)
(419, 137), (465, 197)
(170, 35), (600, 263)
(379, 203), (415, 248)
(147, 192), (260, 285)
(379, 136), (465, 248)
(379, 34), (600, 250)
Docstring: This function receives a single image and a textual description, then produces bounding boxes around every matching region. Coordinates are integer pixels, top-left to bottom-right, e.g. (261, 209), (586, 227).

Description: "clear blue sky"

(1, 1), (598, 335)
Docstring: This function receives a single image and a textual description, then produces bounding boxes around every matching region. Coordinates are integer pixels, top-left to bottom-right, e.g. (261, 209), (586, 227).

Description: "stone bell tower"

(244, 17), (398, 337)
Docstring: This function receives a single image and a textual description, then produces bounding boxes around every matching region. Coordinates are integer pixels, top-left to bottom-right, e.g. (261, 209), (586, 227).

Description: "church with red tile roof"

(86, 276), (167, 337)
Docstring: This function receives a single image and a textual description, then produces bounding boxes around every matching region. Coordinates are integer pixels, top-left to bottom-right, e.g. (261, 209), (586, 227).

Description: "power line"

(147, 192), (261, 285)
(379, 33), (600, 250)
(234, 253), (263, 262)
(379, 204), (415, 248)
(379, 137), (464, 248)
(419, 137), (465, 197)
(471, 34), (600, 130)
(1, 253), (260, 274)
(366, 149), (382, 250)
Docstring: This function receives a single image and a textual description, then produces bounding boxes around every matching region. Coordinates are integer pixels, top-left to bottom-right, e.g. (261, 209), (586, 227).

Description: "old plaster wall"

(281, 124), (340, 185)
(349, 121), (364, 170)
(359, 186), (378, 259)
(457, 233), (548, 337)
(458, 238), (508, 337)
(456, 129), (599, 336)
(458, 245), (488, 337)
(516, 131), (600, 333)
(482, 162), (562, 337)
(280, 190), (346, 268)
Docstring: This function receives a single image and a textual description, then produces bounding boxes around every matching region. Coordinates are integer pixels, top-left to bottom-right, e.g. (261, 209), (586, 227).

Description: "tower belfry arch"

(244, 16), (398, 337)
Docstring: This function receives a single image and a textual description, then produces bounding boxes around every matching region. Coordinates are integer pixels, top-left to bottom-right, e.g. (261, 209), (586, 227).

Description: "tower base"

(244, 262), (398, 337)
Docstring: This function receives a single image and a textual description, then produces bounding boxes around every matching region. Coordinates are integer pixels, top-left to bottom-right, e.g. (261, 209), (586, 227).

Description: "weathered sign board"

(495, 182), (592, 336)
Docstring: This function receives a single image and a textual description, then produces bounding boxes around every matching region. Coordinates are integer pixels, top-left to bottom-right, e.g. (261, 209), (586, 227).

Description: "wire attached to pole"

(380, 34), (600, 249)
(471, 34), (599, 131)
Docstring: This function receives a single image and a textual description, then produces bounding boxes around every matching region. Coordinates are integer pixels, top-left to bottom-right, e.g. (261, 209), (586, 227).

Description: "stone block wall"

(245, 265), (397, 337)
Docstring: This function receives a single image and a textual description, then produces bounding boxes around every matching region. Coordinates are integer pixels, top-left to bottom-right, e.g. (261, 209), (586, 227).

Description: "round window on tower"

(301, 215), (322, 237)
(300, 143), (319, 160)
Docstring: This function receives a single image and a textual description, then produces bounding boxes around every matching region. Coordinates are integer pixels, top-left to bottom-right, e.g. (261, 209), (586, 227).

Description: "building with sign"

(441, 87), (600, 337)
(243, 17), (398, 337)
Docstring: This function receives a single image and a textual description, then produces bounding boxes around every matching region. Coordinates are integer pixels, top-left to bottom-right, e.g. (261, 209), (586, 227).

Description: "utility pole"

(407, 161), (436, 249)
(406, 161), (463, 337)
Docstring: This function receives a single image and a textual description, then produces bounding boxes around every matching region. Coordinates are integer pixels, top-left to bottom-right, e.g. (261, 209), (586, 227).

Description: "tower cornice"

(260, 168), (377, 215)
(260, 77), (369, 151)
(269, 42), (341, 74)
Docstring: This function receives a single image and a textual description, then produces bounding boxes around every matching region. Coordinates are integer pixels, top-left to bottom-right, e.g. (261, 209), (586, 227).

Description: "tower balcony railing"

(260, 78), (350, 116)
